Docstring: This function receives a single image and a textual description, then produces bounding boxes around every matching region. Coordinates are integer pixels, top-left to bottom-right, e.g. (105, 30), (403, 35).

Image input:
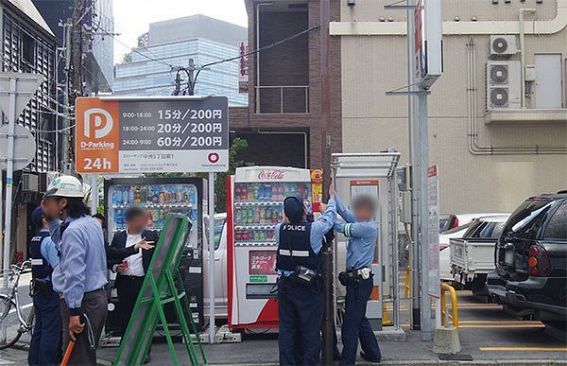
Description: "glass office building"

(114, 15), (247, 106)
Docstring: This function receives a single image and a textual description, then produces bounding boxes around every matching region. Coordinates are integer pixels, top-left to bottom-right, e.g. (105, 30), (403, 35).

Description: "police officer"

(28, 207), (61, 366)
(275, 195), (336, 366)
(334, 189), (382, 365)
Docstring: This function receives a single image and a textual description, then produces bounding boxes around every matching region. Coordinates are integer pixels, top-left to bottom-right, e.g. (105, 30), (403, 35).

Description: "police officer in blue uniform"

(28, 207), (61, 366)
(334, 190), (382, 365)
(275, 195), (336, 366)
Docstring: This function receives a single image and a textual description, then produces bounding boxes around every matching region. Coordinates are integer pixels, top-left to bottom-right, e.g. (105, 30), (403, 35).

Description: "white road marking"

(8, 302), (32, 315)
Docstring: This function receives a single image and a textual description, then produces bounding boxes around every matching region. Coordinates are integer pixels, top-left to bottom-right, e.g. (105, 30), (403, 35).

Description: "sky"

(112, 0), (248, 64)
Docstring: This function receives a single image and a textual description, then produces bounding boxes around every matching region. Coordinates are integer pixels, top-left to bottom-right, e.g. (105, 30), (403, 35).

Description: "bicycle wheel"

(0, 294), (22, 349)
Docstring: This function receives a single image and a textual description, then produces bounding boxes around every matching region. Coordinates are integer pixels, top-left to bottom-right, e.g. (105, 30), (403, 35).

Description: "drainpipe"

(519, 8), (536, 109)
(256, 2), (274, 113)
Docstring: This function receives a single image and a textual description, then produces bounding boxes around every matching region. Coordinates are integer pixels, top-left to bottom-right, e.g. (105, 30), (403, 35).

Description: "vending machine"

(103, 177), (206, 333)
(227, 166), (319, 330)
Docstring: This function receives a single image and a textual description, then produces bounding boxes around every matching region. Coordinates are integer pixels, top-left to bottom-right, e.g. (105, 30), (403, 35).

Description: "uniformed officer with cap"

(275, 194), (336, 366)
(28, 206), (61, 366)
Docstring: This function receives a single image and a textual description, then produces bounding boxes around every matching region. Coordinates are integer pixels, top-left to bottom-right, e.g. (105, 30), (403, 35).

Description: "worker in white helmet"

(41, 176), (107, 366)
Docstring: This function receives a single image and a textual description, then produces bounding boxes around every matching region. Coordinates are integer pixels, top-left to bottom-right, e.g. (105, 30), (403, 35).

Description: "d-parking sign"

(75, 96), (229, 174)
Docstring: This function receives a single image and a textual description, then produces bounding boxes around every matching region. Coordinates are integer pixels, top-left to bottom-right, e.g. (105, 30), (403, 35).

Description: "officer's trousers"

(28, 290), (61, 366)
(340, 277), (381, 366)
(278, 277), (323, 366)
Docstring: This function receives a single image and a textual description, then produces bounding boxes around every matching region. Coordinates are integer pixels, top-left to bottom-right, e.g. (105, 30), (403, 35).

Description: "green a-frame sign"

(114, 214), (207, 365)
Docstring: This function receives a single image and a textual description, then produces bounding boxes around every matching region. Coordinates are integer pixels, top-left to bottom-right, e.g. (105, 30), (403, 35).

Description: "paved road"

(2, 278), (565, 365)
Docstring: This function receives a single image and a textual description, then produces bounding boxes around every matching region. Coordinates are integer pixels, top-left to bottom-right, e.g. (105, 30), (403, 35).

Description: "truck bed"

(450, 237), (497, 276)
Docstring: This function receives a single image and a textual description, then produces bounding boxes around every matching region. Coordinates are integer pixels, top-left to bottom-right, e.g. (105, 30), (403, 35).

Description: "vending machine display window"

(227, 167), (315, 329)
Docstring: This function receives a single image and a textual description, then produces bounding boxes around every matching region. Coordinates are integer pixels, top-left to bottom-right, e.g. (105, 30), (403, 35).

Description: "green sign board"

(115, 214), (206, 366)
(249, 275), (268, 283)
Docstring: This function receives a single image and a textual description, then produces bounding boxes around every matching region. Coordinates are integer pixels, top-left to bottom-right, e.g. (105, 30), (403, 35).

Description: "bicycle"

(0, 260), (35, 349)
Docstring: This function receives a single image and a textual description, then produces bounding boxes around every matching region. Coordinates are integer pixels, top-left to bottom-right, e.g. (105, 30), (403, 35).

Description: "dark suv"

(487, 192), (567, 325)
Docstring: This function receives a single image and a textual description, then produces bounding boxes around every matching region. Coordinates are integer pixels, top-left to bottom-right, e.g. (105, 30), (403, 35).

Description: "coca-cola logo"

(258, 170), (285, 180)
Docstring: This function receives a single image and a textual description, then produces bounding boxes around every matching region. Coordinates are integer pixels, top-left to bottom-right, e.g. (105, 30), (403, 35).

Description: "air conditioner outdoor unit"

(22, 173), (39, 192)
(490, 35), (518, 57)
(486, 61), (521, 110)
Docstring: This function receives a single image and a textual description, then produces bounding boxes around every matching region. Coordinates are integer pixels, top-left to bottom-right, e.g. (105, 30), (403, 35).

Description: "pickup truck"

(450, 215), (509, 293)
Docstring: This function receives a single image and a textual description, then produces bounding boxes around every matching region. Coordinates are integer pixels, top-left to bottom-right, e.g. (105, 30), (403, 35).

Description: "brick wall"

(231, 0), (343, 171)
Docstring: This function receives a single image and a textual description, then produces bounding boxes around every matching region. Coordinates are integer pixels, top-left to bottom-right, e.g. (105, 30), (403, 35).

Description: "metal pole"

(406, 0), (421, 331)
(90, 174), (98, 213)
(208, 172), (216, 344)
(3, 78), (17, 294)
(320, 0), (333, 363)
(417, 90), (432, 341)
(188, 58), (195, 96)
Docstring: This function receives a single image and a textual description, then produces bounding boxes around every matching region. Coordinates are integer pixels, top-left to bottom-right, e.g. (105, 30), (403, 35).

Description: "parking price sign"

(75, 96), (229, 174)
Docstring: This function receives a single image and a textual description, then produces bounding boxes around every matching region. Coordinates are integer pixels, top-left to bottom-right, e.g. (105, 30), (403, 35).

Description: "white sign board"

(427, 165), (440, 298)
(414, 0), (443, 88)
(238, 42), (249, 94)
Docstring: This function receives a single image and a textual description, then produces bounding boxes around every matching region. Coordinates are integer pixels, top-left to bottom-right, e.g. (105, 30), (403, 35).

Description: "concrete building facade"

(229, 0), (342, 170)
(114, 15), (247, 106)
(332, 0), (567, 213)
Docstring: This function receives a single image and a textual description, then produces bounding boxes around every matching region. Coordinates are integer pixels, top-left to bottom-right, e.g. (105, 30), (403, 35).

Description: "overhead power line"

(174, 24), (321, 95)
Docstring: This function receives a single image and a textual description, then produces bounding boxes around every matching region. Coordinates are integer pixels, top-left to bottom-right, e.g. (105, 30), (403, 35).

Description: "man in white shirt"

(109, 206), (158, 339)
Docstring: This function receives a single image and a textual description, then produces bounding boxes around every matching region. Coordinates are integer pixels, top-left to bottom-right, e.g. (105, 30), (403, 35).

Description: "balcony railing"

(255, 85), (309, 114)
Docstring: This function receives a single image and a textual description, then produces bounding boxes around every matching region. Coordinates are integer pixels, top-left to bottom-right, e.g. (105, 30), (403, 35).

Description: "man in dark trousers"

(275, 195), (336, 366)
(109, 206), (158, 338)
(28, 207), (61, 366)
(334, 188), (382, 365)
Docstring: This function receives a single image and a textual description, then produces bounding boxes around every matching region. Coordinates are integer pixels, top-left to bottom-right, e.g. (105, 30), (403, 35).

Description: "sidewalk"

(95, 328), (567, 365)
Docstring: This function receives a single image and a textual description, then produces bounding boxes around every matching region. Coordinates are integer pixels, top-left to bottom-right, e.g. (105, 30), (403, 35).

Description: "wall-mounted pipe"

(330, 0), (567, 36)
(466, 37), (567, 155)
(519, 8), (537, 109)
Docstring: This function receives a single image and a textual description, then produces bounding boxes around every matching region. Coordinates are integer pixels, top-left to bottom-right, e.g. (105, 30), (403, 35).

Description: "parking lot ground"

(94, 290), (565, 365)
(3, 290), (565, 365)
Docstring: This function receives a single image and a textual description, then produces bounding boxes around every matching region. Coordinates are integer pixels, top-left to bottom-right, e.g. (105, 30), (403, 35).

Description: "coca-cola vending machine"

(226, 166), (322, 330)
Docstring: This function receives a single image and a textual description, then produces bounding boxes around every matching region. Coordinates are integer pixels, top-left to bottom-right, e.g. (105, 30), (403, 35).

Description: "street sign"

(0, 73), (44, 124)
(414, 0), (443, 88)
(75, 96), (229, 174)
(0, 125), (36, 171)
(238, 41), (249, 94)
(427, 165), (440, 298)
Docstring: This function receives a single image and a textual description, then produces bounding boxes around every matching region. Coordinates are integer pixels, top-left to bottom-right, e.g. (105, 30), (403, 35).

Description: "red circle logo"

(208, 152), (220, 164)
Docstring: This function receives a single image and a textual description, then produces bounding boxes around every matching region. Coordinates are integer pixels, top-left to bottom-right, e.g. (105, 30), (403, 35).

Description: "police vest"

(29, 231), (52, 280)
(276, 222), (321, 272)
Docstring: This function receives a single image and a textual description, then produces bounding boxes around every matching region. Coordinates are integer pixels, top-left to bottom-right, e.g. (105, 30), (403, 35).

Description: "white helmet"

(44, 175), (84, 199)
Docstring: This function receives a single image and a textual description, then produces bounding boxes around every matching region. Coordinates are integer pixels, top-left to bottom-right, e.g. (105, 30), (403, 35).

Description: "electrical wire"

(174, 24), (321, 94)
(99, 28), (175, 68)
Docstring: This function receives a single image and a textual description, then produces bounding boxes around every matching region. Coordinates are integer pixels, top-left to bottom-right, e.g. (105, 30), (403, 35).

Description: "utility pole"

(67, 0), (85, 172)
(173, 58), (208, 96)
(320, 0), (334, 364)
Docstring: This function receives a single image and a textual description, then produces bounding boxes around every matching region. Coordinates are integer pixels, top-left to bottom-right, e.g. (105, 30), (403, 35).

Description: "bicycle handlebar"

(10, 260), (31, 274)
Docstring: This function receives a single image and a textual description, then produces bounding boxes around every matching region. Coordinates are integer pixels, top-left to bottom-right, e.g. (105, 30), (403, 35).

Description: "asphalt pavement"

(1, 283), (565, 365)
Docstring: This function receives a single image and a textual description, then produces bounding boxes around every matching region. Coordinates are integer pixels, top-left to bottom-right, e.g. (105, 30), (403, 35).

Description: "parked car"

(450, 215), (509, 293)
(203, 213), (228, 319)
(439, 213), (509, 281)
(487, 192), (567, 325)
